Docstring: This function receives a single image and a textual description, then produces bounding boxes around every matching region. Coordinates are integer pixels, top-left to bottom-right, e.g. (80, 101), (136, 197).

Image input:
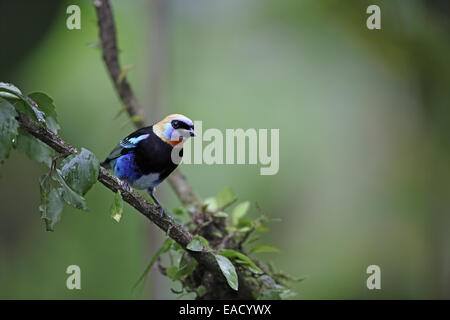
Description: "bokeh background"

(0, 0), (449, 299)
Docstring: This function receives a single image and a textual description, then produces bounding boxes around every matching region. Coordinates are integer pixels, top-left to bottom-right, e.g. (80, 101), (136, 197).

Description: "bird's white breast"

(131, 173), (160, 190)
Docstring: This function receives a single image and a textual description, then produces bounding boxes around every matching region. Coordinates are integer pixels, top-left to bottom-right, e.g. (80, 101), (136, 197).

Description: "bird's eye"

(172, 120), (180, 128)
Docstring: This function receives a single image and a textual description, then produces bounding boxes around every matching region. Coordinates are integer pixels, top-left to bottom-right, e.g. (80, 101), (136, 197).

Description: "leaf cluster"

(0, 83), (99, 231)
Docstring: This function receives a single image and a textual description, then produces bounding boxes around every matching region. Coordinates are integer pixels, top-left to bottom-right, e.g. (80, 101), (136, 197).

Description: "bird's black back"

(101, 125), (183, 181)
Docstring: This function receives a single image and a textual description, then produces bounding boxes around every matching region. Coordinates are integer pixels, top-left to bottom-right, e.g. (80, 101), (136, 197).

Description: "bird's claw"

(157, 205), (165, 217)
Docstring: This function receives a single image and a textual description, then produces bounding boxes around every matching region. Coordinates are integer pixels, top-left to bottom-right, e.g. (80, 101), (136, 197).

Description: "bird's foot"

(157, 205), (165, 217)
(121, 180), (132, 193)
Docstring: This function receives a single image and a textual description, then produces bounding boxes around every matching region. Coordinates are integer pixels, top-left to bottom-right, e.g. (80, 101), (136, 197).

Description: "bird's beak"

(189, 129), (197, 137)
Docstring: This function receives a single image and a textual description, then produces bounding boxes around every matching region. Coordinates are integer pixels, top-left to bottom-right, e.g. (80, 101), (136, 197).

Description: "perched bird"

(101, 114), (196, 216)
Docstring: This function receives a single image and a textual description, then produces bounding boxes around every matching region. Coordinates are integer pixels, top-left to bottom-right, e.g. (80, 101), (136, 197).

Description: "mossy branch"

(16, 111), (265, 298)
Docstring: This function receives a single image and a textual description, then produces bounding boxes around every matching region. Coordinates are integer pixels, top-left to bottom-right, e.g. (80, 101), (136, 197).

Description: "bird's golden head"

(153, 114), (196, 146)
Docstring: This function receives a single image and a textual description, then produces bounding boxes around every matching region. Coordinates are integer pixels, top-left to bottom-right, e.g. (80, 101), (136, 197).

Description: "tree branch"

(16, 111), (227, 276)
(18, 111), (262, 298)
(92, 0), (202, 208)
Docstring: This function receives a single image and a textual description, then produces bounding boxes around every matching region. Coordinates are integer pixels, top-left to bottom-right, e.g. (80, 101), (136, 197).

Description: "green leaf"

(186, 235), (208, 252)
(176, 291), (195, 299)
(231, 201), (250, 225)
(214, 211), (228, 218)
(15, 129), (53, 167)
(39, 175), (64, 231)
(169, 240), (183, 251)
(196, 235), (209, 247)
(12, 100), (44, 125)
(196, 285), (206, 298)
(258, 289), (281, 300)
(172, 207), (186, 215)
(131, 114), (143, 123)
(60, 148), (99, 195)
(214, 254), (238, 291)
(0, 82), (22, 99)
(28, 92), (60, 133)
(250, 245), (280, 254)
(133, 239), (174, 289)
(43, 189), (64, 231)
(215, 186), (236, 210)
(170, 206), (191, 224)
(237, 227), (252, 233)
(235, 217), (253, 233)
(52, 168), (88, 211)
(204, 197), (218, 212)
(0, 100), (19, 159)
(166, 266), (179, 280)
(258, 285), (296, 300)
(169, 256), (197, 281)
(0, 83), (46, 124)
(186, 238), (203, 252)
(255, 225), (269, 233)
(219, 249), (263, 274)
(39, 174), (52, 195)
(109, 191), (123, 222)
(279, 288), (297, 299)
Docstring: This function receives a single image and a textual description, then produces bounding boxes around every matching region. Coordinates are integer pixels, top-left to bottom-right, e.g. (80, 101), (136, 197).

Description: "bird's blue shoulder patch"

(120, 134), (150, 148)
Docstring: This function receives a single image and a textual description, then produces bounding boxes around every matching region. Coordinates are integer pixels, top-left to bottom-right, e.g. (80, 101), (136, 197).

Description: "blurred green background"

(1, 0), (449, 299)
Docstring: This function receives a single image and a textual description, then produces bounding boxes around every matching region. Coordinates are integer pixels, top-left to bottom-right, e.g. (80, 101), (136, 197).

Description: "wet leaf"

(109, 191), (123, 222)
(219, 249), (263, 274)
(214, 254), (238, 291)
(0, 82), (22, 99)
(28, 92), (60, 133)
(0, 83), (46, 125)
(186, 235), (208, 252)
(0, 100), (19, 159)
(39, 175), (64, 231)
(15, 129), (53, 167)
(60, 148), (99, 195)
(52, 168), (88, 211)
(39, 174), (51, 204)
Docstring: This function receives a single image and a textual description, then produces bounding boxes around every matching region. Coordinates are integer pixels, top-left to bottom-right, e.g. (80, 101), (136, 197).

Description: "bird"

(101, 114), (196, 216)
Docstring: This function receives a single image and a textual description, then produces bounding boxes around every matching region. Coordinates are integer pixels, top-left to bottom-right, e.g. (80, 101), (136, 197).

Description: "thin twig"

(92, 0), (145, 128)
